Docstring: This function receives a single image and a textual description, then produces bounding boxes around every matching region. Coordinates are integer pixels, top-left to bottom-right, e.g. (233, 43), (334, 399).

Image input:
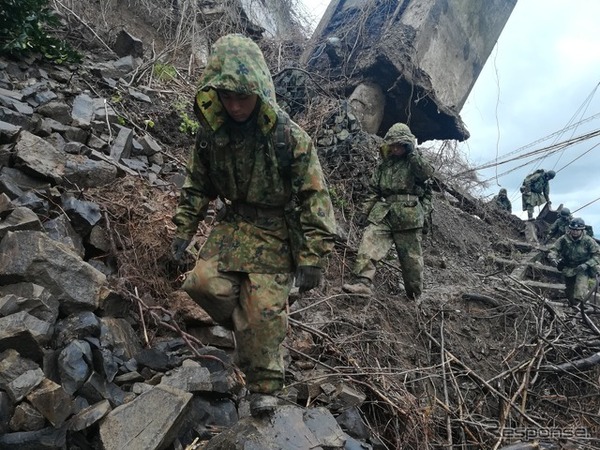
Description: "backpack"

(524, 169), (545, 194)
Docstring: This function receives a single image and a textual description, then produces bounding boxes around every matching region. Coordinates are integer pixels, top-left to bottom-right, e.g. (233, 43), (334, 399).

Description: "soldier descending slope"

(547, 217), (600, 307)
(492, 188), (512, 213)
(170, 34), (336, 416)
(545, 207), (572, 243)
(520, 169), (555, 219)
(342, 123), (435, 302)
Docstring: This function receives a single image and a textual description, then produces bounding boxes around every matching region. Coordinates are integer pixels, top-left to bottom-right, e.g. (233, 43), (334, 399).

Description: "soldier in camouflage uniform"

(545, 207), (572, 243)
(492, 188), (512, 213)
(520, 169), (555, 219)
(342, 123), (434, 301)
(547, 218), (600, 307)
(170, 34), (336, 415)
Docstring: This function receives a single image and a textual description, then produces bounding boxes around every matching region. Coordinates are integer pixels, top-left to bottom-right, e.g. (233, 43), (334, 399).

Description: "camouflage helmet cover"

(560, 207), (571, 217)
(383, 123), (416, 152)
(569, 217), (586, 229)
(546, 170), (556, 179)
(499, 188), (507, 195)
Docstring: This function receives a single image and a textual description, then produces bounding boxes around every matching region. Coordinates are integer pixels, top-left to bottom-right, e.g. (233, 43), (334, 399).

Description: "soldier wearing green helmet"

(520, 169), (555, 219)
(547, 217), (600, 306)
(545, 207), (572, 243)
(342, 123), (435, 302)
(492, 188), (512, 213)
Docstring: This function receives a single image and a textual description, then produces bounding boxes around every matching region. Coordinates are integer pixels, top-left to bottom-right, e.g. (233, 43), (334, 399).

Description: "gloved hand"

(294, 266), (322, 293)
(547, 256), (559, 267)
(171, 237), (191, 261)
(557, 260), (565, 271)
(576, 263), (588, 273)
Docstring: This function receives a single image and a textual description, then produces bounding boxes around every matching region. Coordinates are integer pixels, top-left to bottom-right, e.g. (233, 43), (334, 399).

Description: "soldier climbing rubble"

(492, 188), (512, 213)
(342, 123), (435, 302)
(520, 168), (555, 220)
(547, 217), (600, 307)
(170, 34), (336, 417)
(545, 207), (572, 243)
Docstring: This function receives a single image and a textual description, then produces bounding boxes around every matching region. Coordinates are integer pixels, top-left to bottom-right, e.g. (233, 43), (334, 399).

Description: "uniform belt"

(231, 202), (285, 220)
(384, 194), (419, 202)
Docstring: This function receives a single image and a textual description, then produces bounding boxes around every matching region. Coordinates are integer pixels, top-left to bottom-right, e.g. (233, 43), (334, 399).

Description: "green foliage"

(178, 111), (199, 135)
(174, 100), (199, 136)
(153, 62), (177, 82)
(0, 0), (81, 63)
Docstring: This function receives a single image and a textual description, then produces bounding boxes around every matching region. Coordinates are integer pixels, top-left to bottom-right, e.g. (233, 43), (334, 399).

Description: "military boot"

(249, 393), (280, 417)
(342, 278), (373, 295)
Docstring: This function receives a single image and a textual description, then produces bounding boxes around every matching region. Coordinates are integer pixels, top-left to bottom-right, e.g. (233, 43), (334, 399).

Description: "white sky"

(300, 0), (600, 231)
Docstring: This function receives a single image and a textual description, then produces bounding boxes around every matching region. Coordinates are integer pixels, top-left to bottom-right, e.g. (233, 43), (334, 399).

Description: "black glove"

(556, 260), (565, 271)
(294, 266), (322, 293)
(547, 256), (558, 267)
(171, 237), (191, 261)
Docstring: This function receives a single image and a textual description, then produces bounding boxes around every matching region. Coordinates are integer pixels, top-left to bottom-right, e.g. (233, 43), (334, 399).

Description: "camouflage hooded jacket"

(362, 124), (434, 230)
(548, 233), (600, 277)
(172, 34), (336, 273)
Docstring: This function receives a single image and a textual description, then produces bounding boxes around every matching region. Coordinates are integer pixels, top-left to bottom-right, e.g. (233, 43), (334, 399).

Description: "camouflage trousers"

(353, 221), (424, 298)
(181, 254), (293, 393)
(564, 273), (594, 305)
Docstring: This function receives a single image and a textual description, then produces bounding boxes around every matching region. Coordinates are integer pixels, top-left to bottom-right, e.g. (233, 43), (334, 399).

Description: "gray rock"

(67, 399), (111, 432)
(99, 385), (193, 450)
(36, 100), (71, 125)
(71, 93), (95, 128)
(13, 130), (66, 184)
(9, 402), (47, 432)
(0, 231), (107, 315)
(6, 368), (45, 403)
(58, 339), (93, 395)
(0, 311), (53, 363)
(26, 377), (73, 427)
(0, 206), (43, 240)
(0, 120), (20, 144)
(113, 30), (144, 58)
(64, 153), (118, 188)
(0, 349), (39, 388)
(0, 282), (60, 323)
(61, 194), (102, 235)
(53, 311), (101, 346)
(43, 213), (85, 257)
(110, 126), (133, 162)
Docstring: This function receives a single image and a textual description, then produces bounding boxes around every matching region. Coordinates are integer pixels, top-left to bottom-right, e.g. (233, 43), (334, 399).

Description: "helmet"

(546, 170), (556, 179)
(560, 207), (571, 217)
(499, 188), (507, 195)
(383, 123), (416, 152)
(569, 217), (586, 230)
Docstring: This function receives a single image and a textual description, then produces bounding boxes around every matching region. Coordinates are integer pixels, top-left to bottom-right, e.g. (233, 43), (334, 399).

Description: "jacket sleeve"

(548, 238), (562, 262)
(586, 239), (600, 272)
(172, 134), (217, 239)
(289, 126), (336, 268)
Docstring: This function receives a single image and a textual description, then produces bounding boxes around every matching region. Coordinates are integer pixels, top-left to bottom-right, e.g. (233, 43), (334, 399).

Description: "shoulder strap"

(272, 110), (292, 177)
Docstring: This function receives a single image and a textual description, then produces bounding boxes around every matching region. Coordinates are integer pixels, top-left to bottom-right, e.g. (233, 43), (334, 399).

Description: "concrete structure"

(302, 0), (518, 142)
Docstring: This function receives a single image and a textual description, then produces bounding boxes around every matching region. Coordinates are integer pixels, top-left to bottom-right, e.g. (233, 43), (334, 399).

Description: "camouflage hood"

(381, 123), (416, 157)
(194, 34), (278, 133)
